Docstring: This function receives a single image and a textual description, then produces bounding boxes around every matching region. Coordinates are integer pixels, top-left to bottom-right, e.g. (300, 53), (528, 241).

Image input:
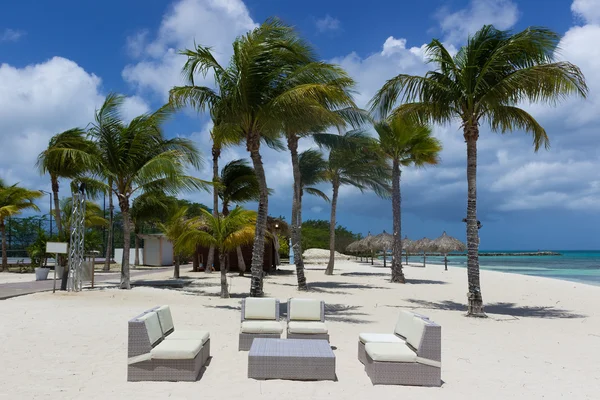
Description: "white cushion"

(138, 312), (162, 346)
(359, 333), (404, 344)
(240, 321), (283, 334)
(166, 330), (210, 344)
(288, 321), (328, 334)
(151, 339), (203, 360)
(393, 310), (416, 338)
(244, 298), (278, 320)
(156, 305), (175, 334)
(288, 298), (322, 321)
(404, 316), (427, 350)
(365, 342), (416, 363)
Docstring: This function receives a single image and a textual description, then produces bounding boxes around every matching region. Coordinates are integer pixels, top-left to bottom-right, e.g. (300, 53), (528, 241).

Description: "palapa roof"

(372, 231), (394, 250)
(432, 231), (466, 254)
(411, 237), (435, 252)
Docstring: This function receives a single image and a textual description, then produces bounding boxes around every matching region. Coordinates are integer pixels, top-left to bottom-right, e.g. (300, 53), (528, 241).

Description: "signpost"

(47, 242), (68, 294)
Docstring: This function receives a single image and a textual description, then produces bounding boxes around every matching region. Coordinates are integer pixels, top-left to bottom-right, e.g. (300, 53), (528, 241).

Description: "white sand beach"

(1, 259), (599, 400)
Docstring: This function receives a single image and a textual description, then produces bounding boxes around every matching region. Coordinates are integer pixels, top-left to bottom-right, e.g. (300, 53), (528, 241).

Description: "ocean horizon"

(404, 250), (600, 286)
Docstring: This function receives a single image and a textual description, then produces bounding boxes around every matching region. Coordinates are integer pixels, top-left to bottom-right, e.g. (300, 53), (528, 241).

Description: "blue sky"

(1, 0), (600, 250)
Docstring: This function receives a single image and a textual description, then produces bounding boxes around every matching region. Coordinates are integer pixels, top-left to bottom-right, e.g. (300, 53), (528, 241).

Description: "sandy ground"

(1, 259), (599, 400)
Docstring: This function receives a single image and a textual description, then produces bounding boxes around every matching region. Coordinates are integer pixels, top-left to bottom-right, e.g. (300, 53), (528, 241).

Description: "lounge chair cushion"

(240, 321), (283, 334)
(288, 299), (322, 321)
(244, 298), (278, 320)
(156, 305), (175, 334)
(151, 339), (203, 360)
(288, 321), (328, 334)
(139, 311), (163, 346)
(166, 330), (210, 344)
(393, 310), (416, 339)
(404, 316), (427, 350)
(359, 333), (404, 344)
(365, 342), (416, 363)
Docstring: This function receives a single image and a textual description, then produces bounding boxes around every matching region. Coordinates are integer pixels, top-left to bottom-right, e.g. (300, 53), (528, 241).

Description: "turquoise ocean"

(405, 251), (600, 286)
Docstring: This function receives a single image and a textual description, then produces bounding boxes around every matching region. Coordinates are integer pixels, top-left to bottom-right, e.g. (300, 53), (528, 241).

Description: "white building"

(139, 234), (173, 266)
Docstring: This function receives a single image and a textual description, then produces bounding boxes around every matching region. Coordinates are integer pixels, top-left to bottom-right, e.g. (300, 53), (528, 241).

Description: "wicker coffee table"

(248, 338), (335, 381)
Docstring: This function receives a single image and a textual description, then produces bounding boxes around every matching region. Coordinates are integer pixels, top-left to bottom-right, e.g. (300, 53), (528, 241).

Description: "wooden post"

(52, 253), (57, 294)
(91, 254), (95, 288)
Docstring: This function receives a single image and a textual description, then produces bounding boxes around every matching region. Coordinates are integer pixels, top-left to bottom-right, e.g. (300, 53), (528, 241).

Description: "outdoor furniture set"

(127, 300), (441, 386)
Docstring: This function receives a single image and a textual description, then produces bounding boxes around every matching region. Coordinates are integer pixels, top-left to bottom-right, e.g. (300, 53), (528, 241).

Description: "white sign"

(46, 242), (68, 254)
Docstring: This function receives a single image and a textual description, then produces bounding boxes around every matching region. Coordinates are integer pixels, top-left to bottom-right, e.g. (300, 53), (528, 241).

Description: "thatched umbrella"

(432, 231), (466, 271)
(412, 237), (434, 268)
(402, 236), (413, 265)
(361, 232), (377, 265)
(373, 231), (394, 267)
(345, 241), (361, 260)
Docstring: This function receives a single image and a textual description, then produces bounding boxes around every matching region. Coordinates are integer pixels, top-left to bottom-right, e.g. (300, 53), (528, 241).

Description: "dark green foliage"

(300, 219), (361, 253)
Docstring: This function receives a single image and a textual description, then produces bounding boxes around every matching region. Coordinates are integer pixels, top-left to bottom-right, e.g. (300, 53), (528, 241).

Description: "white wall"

(114, 249), (142, 265)
(143, 238), (161, 266)
(161, 239), (173, 266)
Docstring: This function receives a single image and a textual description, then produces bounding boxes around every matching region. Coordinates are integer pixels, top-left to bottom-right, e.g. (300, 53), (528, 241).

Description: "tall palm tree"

(218, 159), (260, 275)
(160, 206), (191, 279)
(290, 149), (330, 289)
(88, 95), (206, 289)
(176, 207), (256, 298)
(0, 180), (42, 270)
(317, 131), (391, 275)
(370, 25), (587, 316)
(168, 19), (358, 296)
(373, 115), (442, 283)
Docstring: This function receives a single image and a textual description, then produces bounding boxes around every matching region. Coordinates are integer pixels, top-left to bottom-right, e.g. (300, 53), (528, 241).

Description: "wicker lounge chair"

(287, 298), (329, 341)
(239, 298), (283, 351)
(127, 306), (210, 382)
(362, 313), (441, 386)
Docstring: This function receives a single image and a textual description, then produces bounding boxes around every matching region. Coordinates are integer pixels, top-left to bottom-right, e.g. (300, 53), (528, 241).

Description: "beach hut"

(412, 237), (435, 268)
(139, 233), (173, 266)
(373, 231), (394, 267)
(432, 231), (466, 271)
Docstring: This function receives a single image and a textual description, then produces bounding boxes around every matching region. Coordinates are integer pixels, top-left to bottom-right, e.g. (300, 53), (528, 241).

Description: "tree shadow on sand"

(405, 299), (587, 319)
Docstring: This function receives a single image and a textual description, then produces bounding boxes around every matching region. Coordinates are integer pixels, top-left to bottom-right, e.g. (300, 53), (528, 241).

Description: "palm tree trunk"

(325, 180), (339, 275)
(103, 187), (114, 272)
(288, 136), (308, 290)
(134, 233), (140, 266)
(465, 127), (485, 316)
(236, 246), (246, 276)
(206, 144), (220, 273)
(193, 246), (200, 272)
(118, 194), (131, 289)
(174, 254), (180, 279)
(219, 252), (229, 298)
(52, 176), (69, 289)
(248, 137), (268, 297)
(0, 221), (6, 271)
(391, 159), (405, 283)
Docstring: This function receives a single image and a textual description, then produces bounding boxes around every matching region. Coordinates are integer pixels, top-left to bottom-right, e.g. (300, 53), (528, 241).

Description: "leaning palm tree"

(0, 180), (42, 270)
(218, 159), (261, 276)
(318, 131), (392, 275)
(176, 207), (256, 298)
(88, 95), (206, 289)
(374, 115), (442, 283)
(370, 25), (587, 316)
(159, 206), (191, 279)
(169, 19), (358, 296)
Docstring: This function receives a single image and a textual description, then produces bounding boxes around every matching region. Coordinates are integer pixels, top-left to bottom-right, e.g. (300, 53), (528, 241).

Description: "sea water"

(403, 251), (600, 286)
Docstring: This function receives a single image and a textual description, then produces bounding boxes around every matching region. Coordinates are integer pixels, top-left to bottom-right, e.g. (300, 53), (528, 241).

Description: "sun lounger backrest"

(287, 298), (324, 322)
(138, 311), (163, 346)
(404, 316), (427, 350)
(156, 305), (175, 335)
(242, 298), (279, 321)
(393, 310), (417, 339)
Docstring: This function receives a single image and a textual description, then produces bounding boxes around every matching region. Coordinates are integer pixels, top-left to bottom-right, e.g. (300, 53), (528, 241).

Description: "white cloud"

(571, 0), (600, 24)
(122, 0), (257, 99)
(436, 0), (519, 44)
(1, 28), (25, 42)
(315, 15), (341, 33)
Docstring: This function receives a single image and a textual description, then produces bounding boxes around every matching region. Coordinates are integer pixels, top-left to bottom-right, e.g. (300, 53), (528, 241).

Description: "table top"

(249, 338), (334, 358)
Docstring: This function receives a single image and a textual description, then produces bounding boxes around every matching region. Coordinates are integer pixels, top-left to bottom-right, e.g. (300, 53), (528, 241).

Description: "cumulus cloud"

(436, 0), (519, 44)
(315, 15), (341, 33)
(1, 28), (25, 42)
(571, 0), (600, 24)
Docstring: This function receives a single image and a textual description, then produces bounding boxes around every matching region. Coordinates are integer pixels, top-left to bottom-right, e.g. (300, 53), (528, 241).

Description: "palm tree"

(56, 197), (108, 233)
(176, 207), (256, 298)
(159, 206), (191, 279)
(218, 159), (261, 275)
(373, 115), (442, 283)
(88, 94), (206, 289)
(290, 149), (330, 288)
(317, 131), (391, 275)
(168, 19), (358, 296)
(131, 192), (175, 266)
(0, 180), (42, 270)
(370, 25), (587, 316)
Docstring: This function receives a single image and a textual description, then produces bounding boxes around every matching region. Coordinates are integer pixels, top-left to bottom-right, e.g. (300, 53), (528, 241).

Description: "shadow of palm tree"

(307, 281), (390, 290)
(341, 272), (389, 277)
(405, 279), (448, 285)
(405, 299), (586, 319)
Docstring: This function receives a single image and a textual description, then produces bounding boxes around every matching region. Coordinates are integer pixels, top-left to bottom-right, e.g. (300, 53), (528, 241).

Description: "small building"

(139, 234), (174, 266)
